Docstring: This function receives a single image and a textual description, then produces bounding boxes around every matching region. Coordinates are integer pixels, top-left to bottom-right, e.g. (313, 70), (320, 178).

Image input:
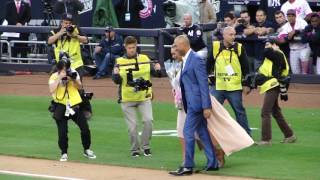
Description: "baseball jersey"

(278, 18), (309, 50)
(281, 0), (312, 19)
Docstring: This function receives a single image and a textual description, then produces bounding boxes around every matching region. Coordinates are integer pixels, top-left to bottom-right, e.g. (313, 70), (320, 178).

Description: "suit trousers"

(121, 99), (153, 153)
(183, 109), (217, 168)
(261, 87), (293, 141)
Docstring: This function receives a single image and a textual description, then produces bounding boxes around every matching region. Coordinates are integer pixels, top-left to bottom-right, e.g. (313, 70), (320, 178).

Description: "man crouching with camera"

(48, 13), (88, 78)
(112, 36), (161, 157)
(48, 56), (96, 162)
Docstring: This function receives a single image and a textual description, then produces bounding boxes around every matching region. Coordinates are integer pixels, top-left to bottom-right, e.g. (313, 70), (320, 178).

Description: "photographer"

(53, 0), (84, 25)
(112, 36), (161, 157)
(48, 55), (96, 162)
(255, 39), (296, 145)
(48, 13), (88, 77)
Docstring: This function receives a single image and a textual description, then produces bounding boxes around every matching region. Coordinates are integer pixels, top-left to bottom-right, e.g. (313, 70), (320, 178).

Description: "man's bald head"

(222, 26), (236, 46)
(183, 13), (193, 27)
(174, 35), (190, 57)
(222, 26), (236, 36)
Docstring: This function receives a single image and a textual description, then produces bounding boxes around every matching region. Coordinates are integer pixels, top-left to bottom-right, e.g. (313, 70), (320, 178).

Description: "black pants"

(53, 103), (91, 154)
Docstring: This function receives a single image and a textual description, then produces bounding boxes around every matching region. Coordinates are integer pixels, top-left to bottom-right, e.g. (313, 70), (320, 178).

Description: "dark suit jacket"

(180, 50), (211, 113)
(5, 0), (31, 25)
(114, 0), (144, 28)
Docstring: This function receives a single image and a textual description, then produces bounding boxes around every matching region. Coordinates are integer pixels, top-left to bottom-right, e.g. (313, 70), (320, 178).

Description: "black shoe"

(169, 167), (193, 176)
(203, 166), (219, 171)
(143, 149), (152, 157)
(195, 166), (219, 173)
(131, 152), (140, 157)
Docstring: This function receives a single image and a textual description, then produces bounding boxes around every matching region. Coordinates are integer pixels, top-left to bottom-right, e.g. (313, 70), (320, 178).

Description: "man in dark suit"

(5, 0), (31, 60)
(169, 35), (219, 176)
(114, 0), (144, 29)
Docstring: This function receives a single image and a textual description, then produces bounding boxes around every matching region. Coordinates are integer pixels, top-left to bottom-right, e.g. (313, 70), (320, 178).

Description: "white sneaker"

(59, 153), (68, 162)
(83, 149), (96, 159)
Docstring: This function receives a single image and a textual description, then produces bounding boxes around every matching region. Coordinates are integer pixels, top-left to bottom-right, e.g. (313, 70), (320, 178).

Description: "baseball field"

(0, 75), (319, 180)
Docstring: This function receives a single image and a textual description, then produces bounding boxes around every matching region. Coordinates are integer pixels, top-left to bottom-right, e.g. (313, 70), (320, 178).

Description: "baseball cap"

(286, 9), (296, 16)
(105, 26), (114, 32)
(62, 13), (73, 21)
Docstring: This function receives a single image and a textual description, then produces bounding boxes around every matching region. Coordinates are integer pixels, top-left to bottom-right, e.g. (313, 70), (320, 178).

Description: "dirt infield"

(0, 74), (319, 108)
(0, 74), (319, 179)
(0, 155), (258, 180)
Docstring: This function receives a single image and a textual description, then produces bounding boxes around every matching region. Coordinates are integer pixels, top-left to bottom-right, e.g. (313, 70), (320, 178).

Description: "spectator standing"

(274, 10), (290, 58)
(281, 0), (312, 20)
(179, 14), (208, 59)
(260, 0), (287, 24)
(303, 13), (320, 74)
(93, 26), (123, 79)
(114, 0), (144, 28)
(199, 0), (216, 44)
(235, 10), (256, 72)
(54, 0), (84, 25)
(278, 9), (311, 74)
(5, 0), (31, 60)
(252, 9), (275, 70)
(212, 12), (236, 40)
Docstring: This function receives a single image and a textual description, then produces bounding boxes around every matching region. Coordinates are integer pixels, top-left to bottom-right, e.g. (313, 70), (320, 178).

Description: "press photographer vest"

(258, 50), (289, 94)
(51, 28), (84, 69)
(116, 54), (152, 102)
(49, 73), (82, 106)
(212, 41), (243, 91)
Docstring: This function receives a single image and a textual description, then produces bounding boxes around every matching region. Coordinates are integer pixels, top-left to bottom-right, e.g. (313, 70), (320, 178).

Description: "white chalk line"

(0, 170), (85, 180)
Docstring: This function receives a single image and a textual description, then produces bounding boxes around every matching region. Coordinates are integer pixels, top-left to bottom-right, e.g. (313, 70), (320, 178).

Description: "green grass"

(0, 95), (319, 180)
(0, 174), (43, 180)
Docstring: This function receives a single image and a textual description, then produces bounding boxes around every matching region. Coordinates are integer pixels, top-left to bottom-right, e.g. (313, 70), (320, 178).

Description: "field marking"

(140, 128), (258, 137)
(0, 170), (84, 180)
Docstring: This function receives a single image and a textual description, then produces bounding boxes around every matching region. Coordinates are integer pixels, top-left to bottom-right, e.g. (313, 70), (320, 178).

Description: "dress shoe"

(203, 166), (219, 171)
(281, 135), (297, 143)
(169, 167), (193, 176)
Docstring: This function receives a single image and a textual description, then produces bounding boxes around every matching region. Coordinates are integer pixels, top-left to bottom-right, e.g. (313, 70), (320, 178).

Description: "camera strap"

(55, 81), (69, 101)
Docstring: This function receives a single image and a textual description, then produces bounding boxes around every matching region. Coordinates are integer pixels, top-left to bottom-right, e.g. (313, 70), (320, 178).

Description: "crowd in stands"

(212, 0), (320, 75)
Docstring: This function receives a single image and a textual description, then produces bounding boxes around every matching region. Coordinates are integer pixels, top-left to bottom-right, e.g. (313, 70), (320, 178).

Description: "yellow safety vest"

(213, 41), (243, 91)
(49, 73), (82, 106)
(116, 54), (152, 102)
(258, 50), (289, 94)
(52, 28), (84, 69)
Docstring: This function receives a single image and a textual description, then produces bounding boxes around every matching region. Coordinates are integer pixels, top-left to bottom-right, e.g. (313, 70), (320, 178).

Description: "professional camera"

(237, 18), (246, 25)
(128, 77), (152, 92)
(57, 52), (78, 80)
(66, 25), (75, 33)
(66, 69), (77, 79)
(81, 92), (94, 100)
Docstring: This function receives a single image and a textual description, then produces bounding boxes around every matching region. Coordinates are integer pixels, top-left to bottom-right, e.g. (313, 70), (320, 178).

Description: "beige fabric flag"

(207, 95), (254, 156)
